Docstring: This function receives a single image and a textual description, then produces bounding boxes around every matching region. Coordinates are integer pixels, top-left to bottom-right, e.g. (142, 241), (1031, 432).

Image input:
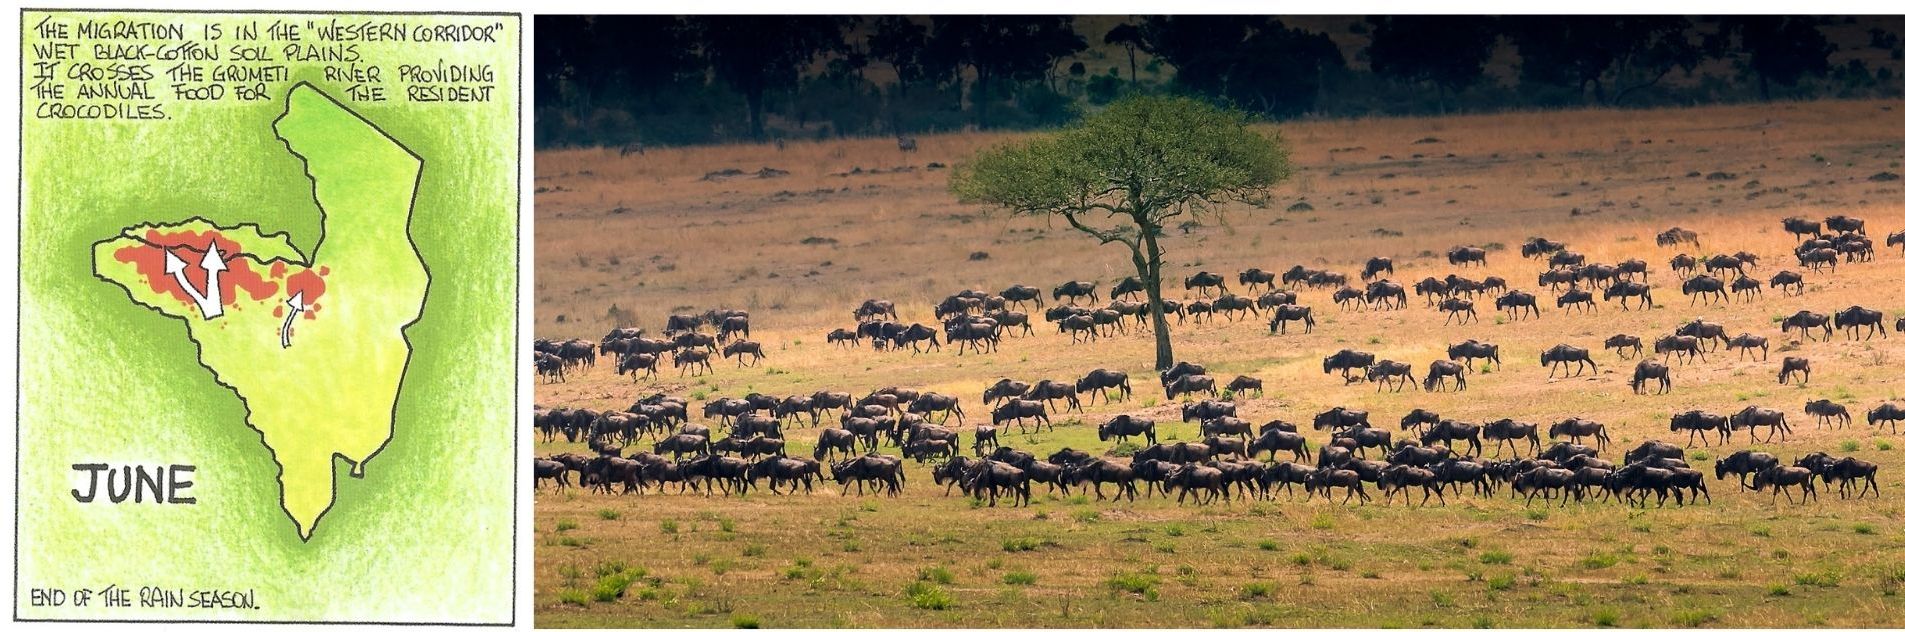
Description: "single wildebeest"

(1269, 304), (1315, 334)
(654, 433), (712, 460)
(1869, 402), (1905, 433)
(1304, 270), (1349, 288)
(1237, 268), (1275, 293)
(1053, 280), (1099, 304)
(1835, 305), (1886, 341)
(1423, 360), (1467, 392)
(1200, 416), (1255, 441)
(982, 378), (1031, 406)
(1165, 374), (1218, 400)
(1676, 319), (1728, 352)
(991, 398), (1052, 434)
(1703, 253), (1745, 279)
(1778, 356), (1812, 385)
(908, 393), (965, 424)
(1439, 297), (1477, 324)
(1556, 288), (1596, 313)
(1781, 310), (1833, 342)
(1313, 406), (1370, 431)
(854, 299), (897, 321)
(1099, 414), (1157, 444)
(673, 349), (714, 376)
(1752, 465), (1817, 505)
(1495, 290), (1541, 320)
(1770, 270), (1805, 295)
(1447, 339), (1500, 369)
(1258, 289), (1298, 309)
(1670, 410), (1731, 446)
(1399, 408), (1442, 437)
(1076, 368), (1132, 405)
(1604, 334), (1643, 360)
(1361, 256), (1394, 281)
(1109, 276), (1145, 301)
(1630, 359), (1671, 394)
(1824, 214), (1865, 234)
(1181, 399), (1237, 423)
(534, 458), (570, 492)
(1323, 348), (1377, 383)
(1422, 420), (1482, 455)
(1027, 379), (1082, 412)
(1184, 270), (1228, 297)
(1730, 275), (1762, 301)
(1249, 430), (1311, 463)
(1367, 359), (1418, 392)
(1804, 399), (1851, 429)
(1653, 335), (1706, 365)
(1783, 216), (1823, 241)
(1227, 375), (1264, 398)
(1305, 468), (1373, 505)
(1414, 276), (1451, 302)
(616, 352), (658, 381)
(1725, 332), (1769, 362)
(1547, 250), (1586, 269)
(1656, 226), (1701, 248)
(826, 328), (858, 347)
(1714, 450), (1779, 491)
(1447, 245), (1488, 267)
(998, 284), (1044, 309)
(1680, 274), (1728, 305)
(1549, 417), (1610, 451)
(721, 340), (765, 367)
(1379, 464), (1446, 507)
(1058, 314), (1098, 343)
(1731, 405), (1792, 443)
(1365, 279), (1408, 310)
(1332, 287), (1367, 310)
(715, 316), (750, 344)
(1818, 455), (1880, 499)
(1540, 344), (1597, 378)
(1602, 280), (1654, 310)
(1798, 247), (1839, 271)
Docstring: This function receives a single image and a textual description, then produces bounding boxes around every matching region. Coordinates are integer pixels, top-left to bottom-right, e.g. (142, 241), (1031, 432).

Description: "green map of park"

(19, 10), (517, 624)
(92, 84), (428, 540)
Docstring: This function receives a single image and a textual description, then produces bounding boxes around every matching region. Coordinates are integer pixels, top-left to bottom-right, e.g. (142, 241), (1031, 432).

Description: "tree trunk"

(745, 86), (766, 140)
(1126, 46), (1137, 83)
(1138, 227), (1174, 370)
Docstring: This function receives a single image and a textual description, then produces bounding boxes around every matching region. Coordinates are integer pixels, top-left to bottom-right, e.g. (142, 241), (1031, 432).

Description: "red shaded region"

(270, 261), (286, 279)
(285, 268), (327, 320)
(112, 229), (281, 309)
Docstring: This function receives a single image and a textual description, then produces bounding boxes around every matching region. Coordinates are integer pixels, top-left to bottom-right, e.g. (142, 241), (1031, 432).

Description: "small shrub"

(557, 588), (590, 606)
(1590, 607), (1619, 627)
(720, 518), (737, 533)
(1257, 540), (1281, 551)
(1310, 514), (1336, 530)
(1526, 509), (1549, 521)
(555, 519), (578, 532)
(1670, 609), (1720, 627)
(730, 614), (762, 629)
(742, 543), (765, 557)
(1164, 523), (1188, 537)
(918, 565), (955, 585)
(1749, 525), (1772, 537)
(1768, 583), (1792, 596)
(596, 509), (620, 521)
(1106, 571), (1161, 594)
(1581, 551), (1619, 569)
(1002, 537), (1042, 552)
(1794, 571), (1840, 587)
(1840, 440), (1861, 452)
(1430, 591), (1454, 607)
(904, 581), (953, 610)
(1240, 581), (1276, 599)
(1487, 575), (1515, 591)
(1480, 550), (1512, 565)
(1003, 571), (1037, 586)
(660, 519), (679, 534)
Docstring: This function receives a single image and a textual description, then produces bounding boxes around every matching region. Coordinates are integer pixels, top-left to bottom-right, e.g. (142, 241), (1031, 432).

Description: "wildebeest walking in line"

(1540, 344), (1597, 378)
(1871, 403), (1905, 433)
(1481, 418), (1541, 457)
(1053, 280), (1099, 304)
(1550, 417), (1610, 451)
(1630, 359), (1671, 394)
(1731, 405), (1792, 443)
(1423, 360), (1467, 392)
(1670, 410), (1730, 446)
(1446, 339), (1499, 370)
(1603, 281), (1654, 310)
(1076, 368), (1133, 405)
(1227, 375), (1264, 398)
(1654, 335), (1706, 365)
(1361, 257), (1394, 281)
(1323, 348), (1377, 383)
(1804, 399), (1851, 429)
(1681, 274), (1728, 305)
(1778, 357), (1812, 385)
(1269, 304), (1315, 334)
(1656, 226), (1701, 248)
(1367, 360), (1419, 392)
(1604, 334), (1643, 360)
(1726, 333), (1769, 361)
(721, 340), (765, 367)
(1781, 310), (1833, 341)
(1447, 245), (1488, 267)
(1495, 290), (1540, 320)
(1835, 306), (1886, 340)
(1439, 298), (1477, 324)
(1184, 271), (1228, 297)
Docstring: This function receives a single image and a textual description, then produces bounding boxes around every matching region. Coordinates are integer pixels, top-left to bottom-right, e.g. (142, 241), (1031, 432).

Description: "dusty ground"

(535, 99), (1905, 627)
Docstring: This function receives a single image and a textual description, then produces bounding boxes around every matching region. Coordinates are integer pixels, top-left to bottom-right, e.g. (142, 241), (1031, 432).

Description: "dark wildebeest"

(654, 433), (712, 460)
(1495, 290), (1541, 320)
(1379, 464), (1446, 507)
(1656, 226), (1700, 248)
(1158, 362), (1204, 392)
(1399, 408), (1441, 436)
(1361, 257), (1395, 281)
(1778, 357), (1812, 385)
(972, 426), (1000, 453)
(991, 398), (1052, 434)
(1752, 465), (1817, 505)
(854, 299), (898, 321)
(1210, 294), (1258, 321)
(1269, 304), (1315, 334)
(1076, 368), (1132, 405)
(1653, 335), (1706, 365)
(1227, 375), (1264, 398)
(1200, 416), (1254, 441)
(1557, 288), (1596, 313)
(1815, 455), (1880, 499)
(1726, 333), (1769, 362)
(1237, 268), (1276, 293)
(1783, 216), (1823, 241)
(1165, 374), (1217, 400)
(1184, 270), (1228, 297)
(1703, 253), (1745, 279)
(1367, 359), (1418, 392)
(1676, 318), (1728, 352)
(1313, 406), (1370, 431)
(534, 458), (570, 492)
(1365, 279), (1407, 310)
(1714, 450), (1779, 491)
(908, 393), (965, 424)
(1770, 270), (1805, 295)
(716, 316), (751, 343)
(1099, 414), (1157, 445)
(1108, 276), (1144, 301)
(1414, 276), (1451, 302)
(1825, 214), (1865, 234)
(721, 340), (765, 367)
(1304, 270), (1349, 288)
(1538, 267), (1581, 292)
(614, 352), (659, 381)
(1483, 418), (1541, 457)
(1422, 420), (1482, 455)
(1681, 274), (1728, 305)
(1669, 253), (1698, 279)
(1804, 399), (1851, 429)
(1540, 344), (1597, 378)
(1249, 429), (1311, 463)
(1615, 258), (1649, 281)
(1547, 250), (1585, 269)
(1053, 280), (1099, 304)
(1305, 468), (1373, 505)
(673, 349), (714, 376)
(998, 284), (1044, 309)
(1798, 247), (1839, 271)
(1447, 339), (1500, 370)
(1781, 310), (1833, 342)
(1869, 402), (1905, 433)
(982, 378), (1031, 406)
(1257, 290), (1299, 310)
(1332, 287), (1367, 311)
(1670, 410), (1730, 446)
(1447, 245), (1488, 267)
(1835, 305), (1886, 341)
(1027, 379), (1082, 412)
(1731, 405), (1792, 443)
(1604, 334), (1643, 360)
(1424, 360), (1467, 392)
(1522, 236), (1566, 258)
(1729, 275), (1762, 301)
(1549, 417), (1610, 451)
(1603, 280), (1654, 310)
(826, 328), (858, 347)
(1182, 399), (1237, 423)
(1630, 359), (1671, 394)
(1058, 314), (1098, 343)
(1323, 348), (1377, 383)
(1439, 297), (1477, 324)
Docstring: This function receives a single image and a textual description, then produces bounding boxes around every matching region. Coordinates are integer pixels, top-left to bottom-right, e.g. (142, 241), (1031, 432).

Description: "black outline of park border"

(19, 8), (520, 627)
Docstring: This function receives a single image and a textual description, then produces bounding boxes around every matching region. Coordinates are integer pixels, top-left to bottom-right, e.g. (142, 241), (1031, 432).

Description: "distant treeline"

(535, 15), (1905, 149)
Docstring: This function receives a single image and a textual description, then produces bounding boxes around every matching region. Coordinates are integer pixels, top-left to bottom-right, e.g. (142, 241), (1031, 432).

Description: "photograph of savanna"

(534, 15), (1905, 627)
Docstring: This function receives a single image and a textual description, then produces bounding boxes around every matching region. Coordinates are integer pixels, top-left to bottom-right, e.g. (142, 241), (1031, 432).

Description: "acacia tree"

(949, 96), (1291, 370)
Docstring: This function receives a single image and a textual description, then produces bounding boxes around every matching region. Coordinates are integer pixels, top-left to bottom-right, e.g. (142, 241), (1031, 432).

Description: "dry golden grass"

(535, 99), (1905, 627)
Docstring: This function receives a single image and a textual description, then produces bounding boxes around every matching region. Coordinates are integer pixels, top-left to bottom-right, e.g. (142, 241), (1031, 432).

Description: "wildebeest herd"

(537, 215), (1901, 512)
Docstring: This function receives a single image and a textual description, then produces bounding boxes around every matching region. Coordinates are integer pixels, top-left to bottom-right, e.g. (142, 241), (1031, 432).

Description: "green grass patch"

(1589, 607), (1620, 627)
(1480, 550), (1512, 565)
(1003, 571), (1037, 586)
(1670, 609), (1720, 627)
(555, 519), (578, 532)
(917, 565), (955, 585)
(1107, 570), (1162, 595)
(557, 588), (590, 607)
(660, 519), (679, 534)
(904, 581), (953, 610)
(596, 509), (620, 521)
(1239, 581), (1276, 599)
(730, 614), (762, 629)
(1580, 551), (1619, 569)
(1257, 539), (1281, 551)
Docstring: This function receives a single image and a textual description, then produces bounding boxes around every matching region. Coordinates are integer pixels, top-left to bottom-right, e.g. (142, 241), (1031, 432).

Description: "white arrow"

(164, 249), (221, 319)
(280, 291), (304, 348)
(200, 241), (227, 316)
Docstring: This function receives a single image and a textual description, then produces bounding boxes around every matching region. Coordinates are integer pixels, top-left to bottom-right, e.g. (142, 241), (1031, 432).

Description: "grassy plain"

(536, 99), (1905, 627)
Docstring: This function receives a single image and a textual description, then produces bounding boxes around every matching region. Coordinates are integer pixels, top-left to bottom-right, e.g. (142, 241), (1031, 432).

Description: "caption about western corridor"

(28, 13), (506, 120)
